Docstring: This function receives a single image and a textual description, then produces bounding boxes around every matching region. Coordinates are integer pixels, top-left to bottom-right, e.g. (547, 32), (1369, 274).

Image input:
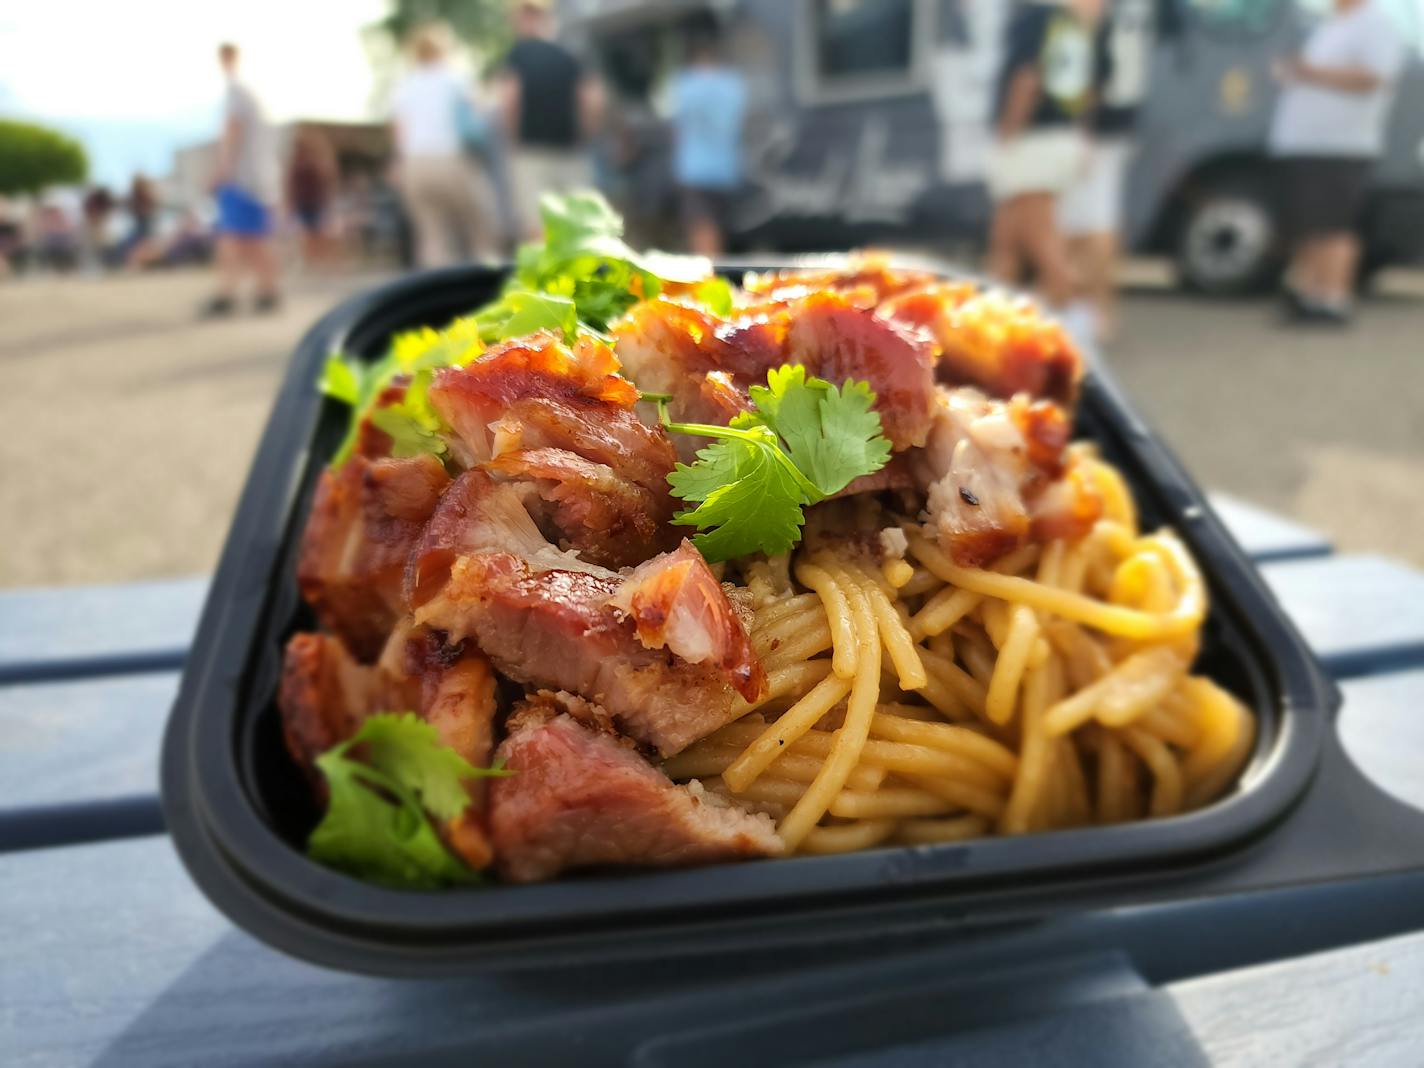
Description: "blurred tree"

(0, 120), (88, 195)
(370, 0), (513, 71)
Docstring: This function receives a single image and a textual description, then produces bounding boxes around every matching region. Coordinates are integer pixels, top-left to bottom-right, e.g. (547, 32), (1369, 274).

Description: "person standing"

(286, 128), (340, 269)
(985, 0), (1103, 312)
(669, 30), (747, 257)
(121, 174), (162, 270)
(391, 23), (498, 269)
(204, 42), (281, 315)
(1270, 0), (1407, 326)
(1060, 0), (1181, 342)
(495, 0), (602, 238)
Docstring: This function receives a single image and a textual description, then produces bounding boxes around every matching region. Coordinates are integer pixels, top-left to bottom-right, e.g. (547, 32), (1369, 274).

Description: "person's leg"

(1017, 192), (1075, 308)
(681, 188), (724, 257)
(248, 237), (281, 302)
(401, 160), (451, 268)
(451, 160), (497, 262)
(1315, 231), (1359, 307)
(987, 198), (1025, 287)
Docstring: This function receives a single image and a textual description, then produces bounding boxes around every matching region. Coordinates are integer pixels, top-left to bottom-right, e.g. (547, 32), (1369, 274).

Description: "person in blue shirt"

(670, 31), (747, 256)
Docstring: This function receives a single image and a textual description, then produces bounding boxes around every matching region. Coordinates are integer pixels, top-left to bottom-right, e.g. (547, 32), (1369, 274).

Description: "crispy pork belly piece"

(280, 627), (501, 871)
(413, 551), (755, 756)
(489, 692), (782, 882)
(405, 468), (612, 609)
(880, 285), (1083, 409)
(616, 293), (936, 452)
(297, 453), (451, 660)
(914, 388), (1099, 568)
(427, 331), (677, 499)
(741, 254), (940, 306)
(414, 645), (501, 870)
(483, 447), (678, 569)
(607, 540), (765, 702)
(277, 630), (422, 781)
(615, 299), (783, 444)
(782, 292), (937, 451)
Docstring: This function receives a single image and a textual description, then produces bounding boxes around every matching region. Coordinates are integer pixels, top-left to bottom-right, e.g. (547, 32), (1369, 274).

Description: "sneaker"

(199, 295), (235, 319)
(253, 292), (282, 314)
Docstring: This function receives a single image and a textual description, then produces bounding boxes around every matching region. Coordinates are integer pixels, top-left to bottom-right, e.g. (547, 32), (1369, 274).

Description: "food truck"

(563, 0), (1424, 293)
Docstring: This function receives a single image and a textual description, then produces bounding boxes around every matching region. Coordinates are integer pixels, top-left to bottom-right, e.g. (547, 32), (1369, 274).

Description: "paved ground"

(1, 264), (1421, 588)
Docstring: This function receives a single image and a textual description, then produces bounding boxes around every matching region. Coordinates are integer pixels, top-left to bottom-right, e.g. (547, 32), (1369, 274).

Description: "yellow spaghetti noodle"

(661, 451), (1257, 855)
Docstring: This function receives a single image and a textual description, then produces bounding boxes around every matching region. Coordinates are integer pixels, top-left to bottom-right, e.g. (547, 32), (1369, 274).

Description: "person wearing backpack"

(391, 22), (498, 267)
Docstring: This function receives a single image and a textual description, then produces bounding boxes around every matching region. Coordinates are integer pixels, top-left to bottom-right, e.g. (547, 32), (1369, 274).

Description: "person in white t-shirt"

(1269, 0), (1407, 325)
(391, 23), (498, 268)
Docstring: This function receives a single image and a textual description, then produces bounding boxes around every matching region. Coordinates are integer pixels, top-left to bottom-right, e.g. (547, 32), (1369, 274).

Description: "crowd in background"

(0, 0), (1411, 335)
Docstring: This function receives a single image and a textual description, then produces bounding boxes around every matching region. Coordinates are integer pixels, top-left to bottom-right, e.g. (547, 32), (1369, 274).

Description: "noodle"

(658, 468), (1256, 857)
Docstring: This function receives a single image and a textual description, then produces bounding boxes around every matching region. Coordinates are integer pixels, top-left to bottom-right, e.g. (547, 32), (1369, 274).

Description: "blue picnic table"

(3, 494), (1424, 1066)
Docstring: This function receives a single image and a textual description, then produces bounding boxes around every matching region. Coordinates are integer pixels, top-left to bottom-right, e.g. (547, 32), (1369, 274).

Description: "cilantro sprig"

(658, 366), (892, 562)
(307, 713), (508, 889)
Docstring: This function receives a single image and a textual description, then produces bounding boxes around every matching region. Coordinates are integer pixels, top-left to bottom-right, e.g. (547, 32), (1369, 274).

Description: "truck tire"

(1174, 173), (1282, 296)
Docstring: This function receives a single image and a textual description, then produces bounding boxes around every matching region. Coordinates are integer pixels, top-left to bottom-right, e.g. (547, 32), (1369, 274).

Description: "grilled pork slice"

(414, 551), (758, 755)
(489, 692), (782, 882)
(411, 643), (501, 870)
(615, 292), (936, 452)
(782, 291), (936, 450)
(277, 630), (422, 782)
(880, 285), (1082, 409)
(607, 540), (764, 702)
(404, 468), (610, 610)
(915, 388), (1100, 568)
(279, 628), (502, 871)
(427, 331), (677, 498)
(296, 453), (451, 660)
(483, 447), (678, 569)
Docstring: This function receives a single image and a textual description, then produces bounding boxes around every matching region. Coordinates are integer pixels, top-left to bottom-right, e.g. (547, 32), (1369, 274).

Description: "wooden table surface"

(4, 493), (1424, 1067)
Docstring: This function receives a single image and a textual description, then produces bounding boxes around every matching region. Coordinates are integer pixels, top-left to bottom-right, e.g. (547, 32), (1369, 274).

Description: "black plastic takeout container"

(161, 264), (1336, 976)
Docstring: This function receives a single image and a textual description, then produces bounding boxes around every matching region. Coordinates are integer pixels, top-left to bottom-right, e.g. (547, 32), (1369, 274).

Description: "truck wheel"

(1174, 175), (1281, 296)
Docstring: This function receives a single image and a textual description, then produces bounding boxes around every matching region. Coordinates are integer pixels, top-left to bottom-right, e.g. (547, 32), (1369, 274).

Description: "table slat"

(0, 576), (206, 684)
(1259, 555), (1424, 677)
(1207, 493), (1333, 562)
(1337, 669), (1424, 815)
(3, 835), (1424, 1068)
(0, 672), (174, 849)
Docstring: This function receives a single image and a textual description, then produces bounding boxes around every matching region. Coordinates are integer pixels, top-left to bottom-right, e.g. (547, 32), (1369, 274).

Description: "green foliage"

(370, 0), (514, 70)
(0, 120), (87, 196)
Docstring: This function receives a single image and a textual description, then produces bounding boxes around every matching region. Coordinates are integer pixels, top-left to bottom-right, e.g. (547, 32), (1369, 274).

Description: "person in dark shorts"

(286, 128), (339, 268)
(1268, 0), (1406, 325)
(671, 31), (747, 257)
(495, 0), (602, 239)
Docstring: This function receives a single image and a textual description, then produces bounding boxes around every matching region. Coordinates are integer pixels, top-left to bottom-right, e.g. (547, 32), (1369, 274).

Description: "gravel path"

(1, 266), (1420, 588)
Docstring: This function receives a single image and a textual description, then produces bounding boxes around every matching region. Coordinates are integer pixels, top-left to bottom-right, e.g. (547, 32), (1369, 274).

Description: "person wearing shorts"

(986, 0), (1103, 310)
(204, 43), (281, 316)
(1269, 0), (1406, 325)
(1060, 0), (1181, 341)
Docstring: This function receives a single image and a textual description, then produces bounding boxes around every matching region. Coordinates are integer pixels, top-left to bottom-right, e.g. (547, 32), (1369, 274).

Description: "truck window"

(796, 0), (930, 102)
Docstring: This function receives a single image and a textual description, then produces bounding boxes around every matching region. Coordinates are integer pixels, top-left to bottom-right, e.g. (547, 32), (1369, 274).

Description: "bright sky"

(0, 0), (388, 185)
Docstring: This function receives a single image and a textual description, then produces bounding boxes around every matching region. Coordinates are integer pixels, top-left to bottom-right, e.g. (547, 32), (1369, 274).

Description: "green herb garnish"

(659, 365), (892, 562)
(307, 713), (508, 889)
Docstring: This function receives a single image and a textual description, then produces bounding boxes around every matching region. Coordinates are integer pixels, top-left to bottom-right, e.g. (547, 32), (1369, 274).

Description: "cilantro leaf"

(748, 366), (891, 496)
(319, 352), (363, 405)
(307, 713), (508, 889)
(671, 443), (807, 560)
(691, 275), (735, 317)
(657, 366), (893, 562)
(473, 290), (579, 344)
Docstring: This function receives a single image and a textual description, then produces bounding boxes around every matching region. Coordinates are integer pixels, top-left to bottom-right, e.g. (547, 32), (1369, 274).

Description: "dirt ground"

(1, 264), (1421, 588)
